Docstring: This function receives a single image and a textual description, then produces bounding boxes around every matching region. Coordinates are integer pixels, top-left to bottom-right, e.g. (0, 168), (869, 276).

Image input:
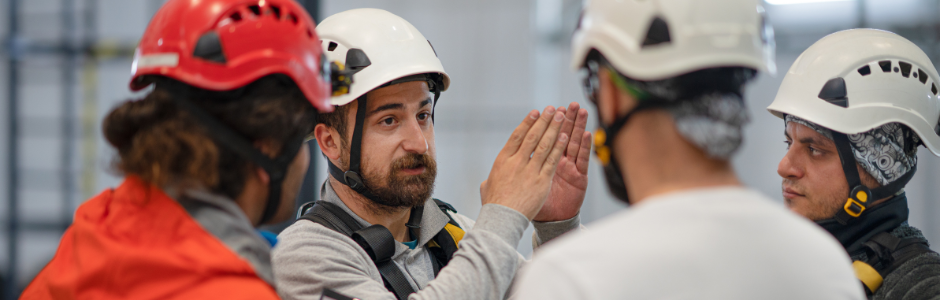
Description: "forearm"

(411, 204), (529, 300)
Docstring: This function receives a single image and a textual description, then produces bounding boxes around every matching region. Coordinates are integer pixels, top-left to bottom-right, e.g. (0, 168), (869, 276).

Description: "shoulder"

(273, 219), (372, 265)
(448, 211), (476, 230)
(878, 252), (940, 300)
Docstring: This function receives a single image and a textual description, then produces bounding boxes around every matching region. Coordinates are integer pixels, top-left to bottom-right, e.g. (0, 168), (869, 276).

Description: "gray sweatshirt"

(272, 181), (579, 300)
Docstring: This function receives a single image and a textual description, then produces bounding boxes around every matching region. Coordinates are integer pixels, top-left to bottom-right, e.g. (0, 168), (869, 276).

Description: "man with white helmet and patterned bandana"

(771, 29), (940, 299)
(273, 8), (591, 300)
(514, 0), (863, 299)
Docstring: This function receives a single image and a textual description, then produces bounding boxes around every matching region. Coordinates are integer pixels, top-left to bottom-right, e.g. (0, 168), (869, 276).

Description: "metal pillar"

(61, 0), (77, 230)
(5, 0), (22, 297)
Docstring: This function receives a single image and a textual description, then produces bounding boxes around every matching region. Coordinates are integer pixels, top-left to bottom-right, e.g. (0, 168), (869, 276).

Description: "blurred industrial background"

(0, 0), (939, 298)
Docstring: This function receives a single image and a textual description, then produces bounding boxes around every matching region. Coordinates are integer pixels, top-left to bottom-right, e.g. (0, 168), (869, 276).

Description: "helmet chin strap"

(328, 94), (377, 199)
(831, 132), (916, 225)
(594, 99), (669, 205)
(328, 78), (442, 199)
(171, 89), (306, 226)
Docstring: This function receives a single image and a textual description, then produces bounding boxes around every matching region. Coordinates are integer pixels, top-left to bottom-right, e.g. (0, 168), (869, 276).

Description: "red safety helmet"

(130, 0), (333, 112)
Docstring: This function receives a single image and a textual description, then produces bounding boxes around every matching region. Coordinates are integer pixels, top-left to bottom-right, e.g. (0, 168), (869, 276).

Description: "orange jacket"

(21, 176), (279, 300)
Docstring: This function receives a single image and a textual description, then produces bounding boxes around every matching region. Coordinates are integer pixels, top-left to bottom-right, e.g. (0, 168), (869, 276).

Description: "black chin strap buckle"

(344, 171), (364, 190)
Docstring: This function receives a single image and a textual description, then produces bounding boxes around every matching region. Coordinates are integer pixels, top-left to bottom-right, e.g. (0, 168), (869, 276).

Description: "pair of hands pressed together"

(481, 102), (592, 222)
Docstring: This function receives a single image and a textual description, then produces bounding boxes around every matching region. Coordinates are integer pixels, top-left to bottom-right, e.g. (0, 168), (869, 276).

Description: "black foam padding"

(818, 77), (848, 107)
(193, 31), (226, 63)
(345, 48), (371, 71)
(642, 17), (671, 47)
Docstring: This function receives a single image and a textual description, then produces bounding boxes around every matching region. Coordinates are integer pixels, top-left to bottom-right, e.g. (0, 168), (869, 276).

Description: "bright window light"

(766, 0), (853, 5)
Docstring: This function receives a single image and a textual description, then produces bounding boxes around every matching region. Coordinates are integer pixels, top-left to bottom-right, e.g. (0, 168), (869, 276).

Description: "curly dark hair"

(102, 74), (317, 199)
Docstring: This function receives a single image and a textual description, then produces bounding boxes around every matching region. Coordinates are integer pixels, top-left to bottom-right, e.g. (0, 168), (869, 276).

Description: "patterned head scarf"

(625, 71), (752, 160)
(785, 115), (920, 186)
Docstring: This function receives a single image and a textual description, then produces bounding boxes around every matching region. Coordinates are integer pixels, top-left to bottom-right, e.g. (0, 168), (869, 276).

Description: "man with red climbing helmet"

(22, 0), (350, 298)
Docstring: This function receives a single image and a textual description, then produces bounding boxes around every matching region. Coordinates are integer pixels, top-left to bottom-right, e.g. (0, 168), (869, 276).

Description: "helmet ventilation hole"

(933, 83), (938, 95)
(230, 12), (242, 22)
(879, 60), (892, 72)
(248, 5), (261, 16)
(918, 69), (928, 84)
(857, 65), (871, 76)
(306, 29), (314, 39)
(328, 41), (338, 51)
(899, 61), (912, 77)
(270, 5), (281, 19)
(288, 13), (299, 25)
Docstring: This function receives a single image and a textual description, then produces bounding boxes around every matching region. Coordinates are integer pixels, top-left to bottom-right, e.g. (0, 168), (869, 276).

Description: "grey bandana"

(785, 115), (919, 186)
(630, 79), (750, 160)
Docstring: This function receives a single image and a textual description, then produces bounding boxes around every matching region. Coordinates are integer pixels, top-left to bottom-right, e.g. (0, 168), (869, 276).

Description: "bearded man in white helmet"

(770, 29), (940, 299)
(272, 8), (592, 300)
(514, 0), (864, 299)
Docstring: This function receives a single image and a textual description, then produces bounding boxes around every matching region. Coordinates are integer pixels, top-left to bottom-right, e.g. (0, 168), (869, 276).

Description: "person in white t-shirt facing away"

(513, 0), (866, 299)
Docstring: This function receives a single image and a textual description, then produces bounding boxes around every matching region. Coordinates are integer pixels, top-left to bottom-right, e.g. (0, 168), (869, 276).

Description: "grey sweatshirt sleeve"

(272, 203), (530, 300)
(531, 215), (582, 249)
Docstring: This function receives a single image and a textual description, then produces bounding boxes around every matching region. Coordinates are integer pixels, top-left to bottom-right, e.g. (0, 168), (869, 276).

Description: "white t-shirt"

(514, 186), (865, 300)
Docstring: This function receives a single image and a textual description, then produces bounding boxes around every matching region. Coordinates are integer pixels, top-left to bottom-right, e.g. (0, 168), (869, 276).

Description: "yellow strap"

(853, 260), (883, 293)
(444, 223), (465, 247)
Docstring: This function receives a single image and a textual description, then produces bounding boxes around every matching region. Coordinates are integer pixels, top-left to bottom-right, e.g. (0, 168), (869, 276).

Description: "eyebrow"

(367, 98), (433, 116)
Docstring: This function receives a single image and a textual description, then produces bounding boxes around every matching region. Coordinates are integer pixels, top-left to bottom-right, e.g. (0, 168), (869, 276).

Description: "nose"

(401, 118), (428, 154)
(777, 147), (804, 180)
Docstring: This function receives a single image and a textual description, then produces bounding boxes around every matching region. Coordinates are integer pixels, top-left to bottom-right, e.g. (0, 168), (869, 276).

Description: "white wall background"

(2, 0), (940, 294)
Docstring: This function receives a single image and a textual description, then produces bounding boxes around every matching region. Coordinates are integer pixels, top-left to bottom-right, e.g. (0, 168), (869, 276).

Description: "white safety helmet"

(767, 29), (940, 156)
(316, 8), (450, 106)
(571, 0), (775, 80)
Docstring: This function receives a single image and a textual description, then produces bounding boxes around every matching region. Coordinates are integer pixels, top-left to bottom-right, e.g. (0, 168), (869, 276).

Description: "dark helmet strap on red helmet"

(171, 89), (306, 225)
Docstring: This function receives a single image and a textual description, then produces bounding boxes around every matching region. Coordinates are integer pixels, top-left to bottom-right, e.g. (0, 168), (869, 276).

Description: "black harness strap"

(297, 199), (462, 299)
(353, 225), (415, 300)
(299, 202), (416, 300)
(856, 232), (935, 295)
(171, 91), (305, 225)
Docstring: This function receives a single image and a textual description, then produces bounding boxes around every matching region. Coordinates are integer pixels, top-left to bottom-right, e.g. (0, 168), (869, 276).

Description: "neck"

(616, 110), (741, 204)
(329, 177), (412, 242)
(816, 193), (909, 254)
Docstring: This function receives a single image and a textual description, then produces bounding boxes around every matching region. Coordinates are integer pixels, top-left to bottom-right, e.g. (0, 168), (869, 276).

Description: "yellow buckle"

(594, 129), (610, 165)
(844, 198), (866, 217)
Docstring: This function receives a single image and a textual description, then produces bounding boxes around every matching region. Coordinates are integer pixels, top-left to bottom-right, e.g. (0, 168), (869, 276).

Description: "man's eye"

(418, 113), (430, 121)
(809, 146), (821, 154)
(784, 140), (792, 149)
(381, 118), (395, 125)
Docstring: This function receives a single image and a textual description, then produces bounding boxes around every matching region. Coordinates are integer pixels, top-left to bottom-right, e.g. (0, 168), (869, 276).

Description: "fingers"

(568, 108), (589, 162)
(576, 131), (592, 174)
(501, 110), (541, 156)
(530, 110), (566, 166)
(541, 132), (569, 175)
(518, 106), (557, 157)
(558, 104), (578, 153)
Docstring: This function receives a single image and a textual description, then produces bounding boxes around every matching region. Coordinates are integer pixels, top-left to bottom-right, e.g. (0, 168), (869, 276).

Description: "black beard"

(359, 153), (437, 213)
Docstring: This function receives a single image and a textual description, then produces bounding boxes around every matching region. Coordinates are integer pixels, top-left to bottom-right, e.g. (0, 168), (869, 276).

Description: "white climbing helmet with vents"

(317, 8), (450, 107)
(570, 0), (775, 80)
(767, 29), (940, 156)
